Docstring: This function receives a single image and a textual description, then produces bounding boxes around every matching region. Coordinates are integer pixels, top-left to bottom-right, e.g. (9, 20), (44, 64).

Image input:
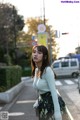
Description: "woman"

(31, 45), (62, 120)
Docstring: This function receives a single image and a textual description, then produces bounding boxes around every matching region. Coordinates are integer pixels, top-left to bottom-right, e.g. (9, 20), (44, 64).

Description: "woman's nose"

(34, 52), (38, 56)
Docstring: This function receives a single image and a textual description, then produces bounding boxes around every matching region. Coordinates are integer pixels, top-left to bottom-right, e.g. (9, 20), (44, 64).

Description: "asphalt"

(0, 79), (80, 120)
(58, 84), (80, 120)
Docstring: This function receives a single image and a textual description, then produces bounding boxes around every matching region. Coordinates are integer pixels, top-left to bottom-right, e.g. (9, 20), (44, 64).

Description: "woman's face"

(32, 47), (43, 64)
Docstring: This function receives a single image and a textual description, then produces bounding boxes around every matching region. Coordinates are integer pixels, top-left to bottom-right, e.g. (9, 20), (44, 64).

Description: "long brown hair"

(31, 45), (50, 78)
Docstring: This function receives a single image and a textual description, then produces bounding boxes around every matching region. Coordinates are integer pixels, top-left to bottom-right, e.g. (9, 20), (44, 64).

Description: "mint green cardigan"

(33, 67), (62, 120)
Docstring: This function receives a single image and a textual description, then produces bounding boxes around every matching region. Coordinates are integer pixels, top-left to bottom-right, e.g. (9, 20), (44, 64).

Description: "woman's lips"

(33, 57), (38, 60)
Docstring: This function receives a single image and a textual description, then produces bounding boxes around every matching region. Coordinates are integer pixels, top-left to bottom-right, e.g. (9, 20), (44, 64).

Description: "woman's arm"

(45, 67), (62, 120)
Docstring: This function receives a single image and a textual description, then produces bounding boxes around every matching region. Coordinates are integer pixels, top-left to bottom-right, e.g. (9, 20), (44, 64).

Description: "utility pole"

(43, 0), (45, 25)
(13, 6), (17, 64)
(49, 26), (52, 65)
(13, 6), (17, 49)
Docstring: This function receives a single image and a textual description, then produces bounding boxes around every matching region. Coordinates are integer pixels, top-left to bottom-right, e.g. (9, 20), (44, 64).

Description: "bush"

(22, 67), (32, 77)
(0, 65), (22, 92)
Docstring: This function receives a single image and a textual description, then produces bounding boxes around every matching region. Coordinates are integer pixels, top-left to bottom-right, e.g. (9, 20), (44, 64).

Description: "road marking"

(55, 79), (78, 86)
(8, 112), (24, 116)
(55, 81), (62, 86)
(0, 111), (9, 119)
(65, 80), (74, 85)
(66, 106), (74, 120)
(16, 100), (36, 104)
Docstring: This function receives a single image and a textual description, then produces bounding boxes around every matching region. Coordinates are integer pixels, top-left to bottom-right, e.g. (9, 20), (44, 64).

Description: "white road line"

(66, 106), (74, 120)
(8, 112), (24, 116)
(65, 80), (74, 85)
(55, 81), (62, 86)
(16, 100), (36, 104)
(74, 79), (78, 82)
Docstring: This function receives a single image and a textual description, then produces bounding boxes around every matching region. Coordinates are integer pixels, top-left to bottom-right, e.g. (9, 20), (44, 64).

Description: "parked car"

(51, 58), (80, 78)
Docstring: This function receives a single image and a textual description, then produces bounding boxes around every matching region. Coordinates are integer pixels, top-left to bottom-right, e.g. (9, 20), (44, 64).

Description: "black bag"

(58, 94), (66, 111)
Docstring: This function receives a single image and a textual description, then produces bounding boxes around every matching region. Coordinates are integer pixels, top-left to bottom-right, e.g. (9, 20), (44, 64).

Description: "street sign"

(37, 32), (48, 47)
(37, 24), (46, 33)
(32, 41), (37, 46)
(32, 36), (36, 40)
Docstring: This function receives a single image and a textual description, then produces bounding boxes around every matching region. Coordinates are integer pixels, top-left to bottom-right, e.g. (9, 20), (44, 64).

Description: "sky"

(1, 0), (80, 58)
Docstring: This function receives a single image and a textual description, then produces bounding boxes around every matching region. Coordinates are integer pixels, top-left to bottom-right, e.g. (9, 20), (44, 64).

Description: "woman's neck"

(36, 62), (42, 69)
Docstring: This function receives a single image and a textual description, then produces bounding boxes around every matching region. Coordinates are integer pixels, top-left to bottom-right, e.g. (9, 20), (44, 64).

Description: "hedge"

(0, 65), (22, 92)
(22, 67), (32, 76)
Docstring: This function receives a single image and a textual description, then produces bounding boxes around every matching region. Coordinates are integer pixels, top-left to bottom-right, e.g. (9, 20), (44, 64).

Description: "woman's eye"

(32, 50), (42, 54)
(33, 50), (36, 53)
(38, 51), (42, 54)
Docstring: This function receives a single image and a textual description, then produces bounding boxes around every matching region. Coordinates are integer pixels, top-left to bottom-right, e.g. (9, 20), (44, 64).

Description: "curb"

(0, 77), (32, 104)
(0, 81), (24, 103)
(1, 86), (24, 111)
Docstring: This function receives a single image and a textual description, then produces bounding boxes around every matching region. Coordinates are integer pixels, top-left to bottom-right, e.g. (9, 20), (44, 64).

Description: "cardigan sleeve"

(45, 67), (62, 120)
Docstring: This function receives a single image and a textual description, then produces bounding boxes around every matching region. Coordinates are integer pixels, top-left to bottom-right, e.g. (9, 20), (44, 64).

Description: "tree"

(0, 3), (24, 53)
(0, 3), (24, 65)
(26, 17), (59, 60)
(16, 31), (32, 66)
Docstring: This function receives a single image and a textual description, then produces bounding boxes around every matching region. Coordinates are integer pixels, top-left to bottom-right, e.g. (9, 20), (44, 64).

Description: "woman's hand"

(33, 99), (39, 108)
(35, 68), (38, 73)
(35, 68), (41, 78)
(35, 68), (38, 76)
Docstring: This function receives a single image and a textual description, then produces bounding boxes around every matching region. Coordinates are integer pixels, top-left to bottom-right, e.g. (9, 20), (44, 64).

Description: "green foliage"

(22, 67), (32, 77)
(15, 53), (31, 76)
(0, 47), (5, 62)
(4, 54), (12, 65)
(17, 59), (28, 68)
(0, 3), (24, 59)
(26, 17), (48, 35)
(0, 86), (6, 92)
(0, 65), (22, 92)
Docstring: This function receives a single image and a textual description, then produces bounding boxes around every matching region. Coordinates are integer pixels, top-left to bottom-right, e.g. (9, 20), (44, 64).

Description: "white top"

(33, 66), (62, 120)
